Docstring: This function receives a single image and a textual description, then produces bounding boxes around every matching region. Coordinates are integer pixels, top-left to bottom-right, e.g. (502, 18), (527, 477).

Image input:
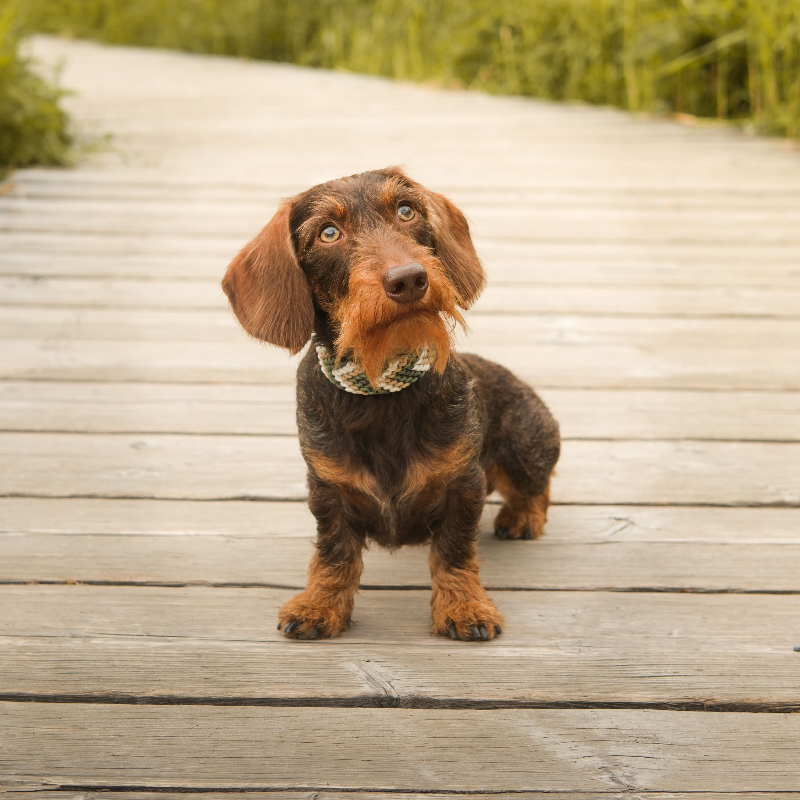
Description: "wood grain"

(2, 531), (799, 592)
(4, 275), (799, 317)
(1, 433), (797, 505)
(3, 795), (797, 800)
(2, 703), (799, 791)
(2, 498), (799, 543)
(2, 585), (799, 710)
(4, 339), (799, 389)
(2, 382), (799, 441)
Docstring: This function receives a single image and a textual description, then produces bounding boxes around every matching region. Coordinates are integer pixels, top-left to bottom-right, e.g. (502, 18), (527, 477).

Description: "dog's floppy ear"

(222, 201), (314, 354)
(425, 190), (486, 308)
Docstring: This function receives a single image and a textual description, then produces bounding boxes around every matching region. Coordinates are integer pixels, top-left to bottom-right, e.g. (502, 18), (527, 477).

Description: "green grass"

(21, 0), (800, 138)
(0, 1), (71, 180)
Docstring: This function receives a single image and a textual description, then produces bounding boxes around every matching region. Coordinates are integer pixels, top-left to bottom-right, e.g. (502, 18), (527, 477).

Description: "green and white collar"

(316, 343), (431, 395)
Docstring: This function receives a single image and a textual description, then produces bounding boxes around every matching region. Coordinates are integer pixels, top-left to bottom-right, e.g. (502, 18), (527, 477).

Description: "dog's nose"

(382, 262), (428, 304)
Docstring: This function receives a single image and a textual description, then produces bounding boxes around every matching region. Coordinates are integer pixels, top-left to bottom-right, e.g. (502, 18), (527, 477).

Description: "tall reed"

(0, 1), (71, 177)
(20, 0), (800, 137)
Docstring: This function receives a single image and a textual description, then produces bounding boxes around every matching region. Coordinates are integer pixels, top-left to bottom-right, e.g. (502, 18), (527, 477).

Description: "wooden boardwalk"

(2, 35), (800, 796)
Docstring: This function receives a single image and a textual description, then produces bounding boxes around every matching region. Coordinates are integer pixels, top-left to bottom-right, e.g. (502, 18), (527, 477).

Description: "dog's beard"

(334, 257), (466, 386)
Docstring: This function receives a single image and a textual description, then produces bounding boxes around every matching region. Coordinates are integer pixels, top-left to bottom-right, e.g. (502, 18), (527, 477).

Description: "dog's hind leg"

(485, 394), (560, 542)
(490, 468), (552, 540)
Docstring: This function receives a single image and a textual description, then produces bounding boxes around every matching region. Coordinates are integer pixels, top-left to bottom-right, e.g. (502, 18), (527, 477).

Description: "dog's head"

(222, 168), (485, 383)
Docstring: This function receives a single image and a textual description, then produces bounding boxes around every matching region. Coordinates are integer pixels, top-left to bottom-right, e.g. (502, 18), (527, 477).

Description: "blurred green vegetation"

(19, 0), (800, 137)
(0, 1), (71, 179)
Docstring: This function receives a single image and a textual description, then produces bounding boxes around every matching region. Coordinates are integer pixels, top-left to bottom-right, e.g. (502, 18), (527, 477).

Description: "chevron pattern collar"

(315, 342), (432, 395)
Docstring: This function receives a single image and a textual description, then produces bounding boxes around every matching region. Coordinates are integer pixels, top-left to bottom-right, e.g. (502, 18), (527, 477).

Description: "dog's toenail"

(284, 621), (299, 635)
(494, 624), (502, 635)
(448, 623), (458, 639)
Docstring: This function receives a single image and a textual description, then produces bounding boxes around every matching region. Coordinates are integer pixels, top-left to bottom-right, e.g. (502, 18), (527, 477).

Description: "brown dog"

(222, 168), (560, 641)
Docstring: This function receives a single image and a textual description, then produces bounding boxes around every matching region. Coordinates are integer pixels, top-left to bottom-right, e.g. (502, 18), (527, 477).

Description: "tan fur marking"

(307, 452), (382, 506)
(488, 465), (551, 540)
(400, 439), (476, 502)
(429, 550), (504, 640)
(279, 551), (363, 639)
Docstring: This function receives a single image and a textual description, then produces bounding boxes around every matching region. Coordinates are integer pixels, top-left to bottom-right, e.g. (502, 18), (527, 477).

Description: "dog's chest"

(301, 410), (477, 544)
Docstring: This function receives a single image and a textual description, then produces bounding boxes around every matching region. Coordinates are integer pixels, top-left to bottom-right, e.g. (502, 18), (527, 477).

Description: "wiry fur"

(334, 228), (464, 382)
(222, 167), (560, 641)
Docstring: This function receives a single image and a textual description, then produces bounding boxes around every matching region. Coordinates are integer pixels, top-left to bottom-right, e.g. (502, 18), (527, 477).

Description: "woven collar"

(316, 343), (431, 395)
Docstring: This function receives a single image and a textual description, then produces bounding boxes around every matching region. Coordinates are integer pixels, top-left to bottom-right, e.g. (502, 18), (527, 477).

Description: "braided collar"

(316, 343), (431, 395)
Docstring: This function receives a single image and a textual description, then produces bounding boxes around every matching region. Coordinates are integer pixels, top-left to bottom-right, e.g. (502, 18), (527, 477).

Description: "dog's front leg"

(278, 481), (364, 640)
(429, 470), (504, 641)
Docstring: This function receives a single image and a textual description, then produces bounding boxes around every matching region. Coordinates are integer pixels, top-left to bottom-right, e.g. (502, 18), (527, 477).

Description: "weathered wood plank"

(0, 381), (300, 435)
(2, 587), (799, 707)
(2, 585), (797, 652)
(5, 306), (799, 345)
(1, 587), (799, 710)
(5, 244), (800, 288)
(2, 498), (799, 543)
(2, 382), (799, 441)
(2, 530), (799, 591)
(5, 793), (798, 800)
(2, 638), (799, 709)
(2, 702), (799, 791)
(9, 169), (800, 201)
(5, 276), (800, 318)
(3, 339), (798, 389)
(6, 202), (800, 244)
(1, 433), (797, 505)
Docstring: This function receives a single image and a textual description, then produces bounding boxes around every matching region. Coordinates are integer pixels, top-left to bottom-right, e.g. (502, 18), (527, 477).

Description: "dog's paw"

(278, 592), (351, 640)
(493, 497), (548, 541)
(432, 600), (504, 642)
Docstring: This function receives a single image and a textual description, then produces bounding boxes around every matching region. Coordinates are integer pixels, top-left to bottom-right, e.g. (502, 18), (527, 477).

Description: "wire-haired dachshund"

(222, 167), (560, 641)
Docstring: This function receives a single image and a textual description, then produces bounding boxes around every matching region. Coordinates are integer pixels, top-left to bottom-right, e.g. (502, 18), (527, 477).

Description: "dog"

(222, 167), (560, 641)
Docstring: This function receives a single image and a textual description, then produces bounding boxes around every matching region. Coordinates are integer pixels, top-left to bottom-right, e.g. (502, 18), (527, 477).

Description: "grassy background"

(0, 1), (71, 179)
(13, 0), (800, 139)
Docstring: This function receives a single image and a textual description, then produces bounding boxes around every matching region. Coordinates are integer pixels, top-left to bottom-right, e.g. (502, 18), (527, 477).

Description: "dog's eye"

(397, 204), (415, 222)
(319, 225), (341, 243)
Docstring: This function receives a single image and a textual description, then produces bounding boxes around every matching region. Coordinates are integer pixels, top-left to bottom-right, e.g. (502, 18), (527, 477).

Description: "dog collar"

(316, 343), (431, 395)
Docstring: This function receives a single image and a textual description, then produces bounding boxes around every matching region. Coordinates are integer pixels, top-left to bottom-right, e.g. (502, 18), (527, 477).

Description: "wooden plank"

(5, 793), (799, 800)
(5, 306), (799, 346)
(0, 587), (799, 709)
(1, 433), (797, 505)
(2, 529), (799, 591)
(10, 168), (800, 200)
(2, 702), (799, 791)
(4, 276), (800, 318)
(3, 340), (798, 390)
(6, 202), (800, 244)
(5, 245), (800, 289)
(2, 382), (799, 441)
(0, 381), (299, 435)
(7, 180), (800, 206)
(4, 586), (798, 651)
(2, 638), (799, 710)
(3, 498), (799, 543)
